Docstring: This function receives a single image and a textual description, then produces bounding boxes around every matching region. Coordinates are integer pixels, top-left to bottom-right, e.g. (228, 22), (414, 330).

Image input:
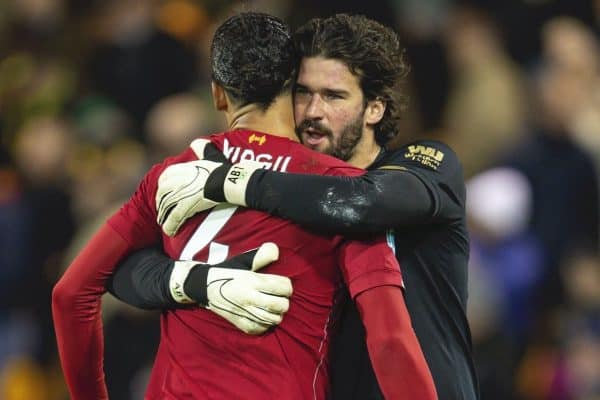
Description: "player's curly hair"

(211, 12), (298, 110)
(294, 14), (409, 144)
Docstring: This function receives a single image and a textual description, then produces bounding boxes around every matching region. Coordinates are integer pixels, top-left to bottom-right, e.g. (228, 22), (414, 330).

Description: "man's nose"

(304, 94), (324, 119)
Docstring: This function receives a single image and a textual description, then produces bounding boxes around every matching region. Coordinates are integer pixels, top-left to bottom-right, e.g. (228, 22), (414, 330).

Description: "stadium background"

(0, 0), (599, 399)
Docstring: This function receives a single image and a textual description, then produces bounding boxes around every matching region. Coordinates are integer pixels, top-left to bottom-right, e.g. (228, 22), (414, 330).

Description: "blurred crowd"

(0, 0), (599, 399)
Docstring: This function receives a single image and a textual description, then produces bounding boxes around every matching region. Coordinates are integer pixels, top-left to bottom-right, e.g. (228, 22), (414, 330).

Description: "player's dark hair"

(211, 12), (298, 110)
(294, 14), (409, 144)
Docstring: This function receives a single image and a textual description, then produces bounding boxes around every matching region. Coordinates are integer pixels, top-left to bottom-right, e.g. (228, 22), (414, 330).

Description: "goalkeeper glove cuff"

(205, 162), (265, 207)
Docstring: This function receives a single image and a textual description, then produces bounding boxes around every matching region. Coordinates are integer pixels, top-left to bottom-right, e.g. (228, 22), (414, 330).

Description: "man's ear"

(365, 98), (386, 125)
(211, 81), (228, 111)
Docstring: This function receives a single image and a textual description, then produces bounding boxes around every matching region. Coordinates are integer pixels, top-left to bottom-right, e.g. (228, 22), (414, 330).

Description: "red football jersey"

(108, 130), (402, 400)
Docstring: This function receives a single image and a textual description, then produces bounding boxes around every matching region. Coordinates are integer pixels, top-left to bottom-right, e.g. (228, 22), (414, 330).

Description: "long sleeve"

(52, 223), (133, 400)
(244, 140), (465, 234)
(247, 169), (432, 234)
(107, 247), (178, 310)
(355, 285), (437, 400)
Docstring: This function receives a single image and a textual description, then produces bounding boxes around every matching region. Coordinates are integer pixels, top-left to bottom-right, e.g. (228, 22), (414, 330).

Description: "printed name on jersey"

(404, 145), (445, 170)
(222, 138), (292, 172)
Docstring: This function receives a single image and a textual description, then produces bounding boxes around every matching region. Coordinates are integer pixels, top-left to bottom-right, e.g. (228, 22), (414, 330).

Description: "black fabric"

(184, 266), (210, 306)
(204, 163), (230, 202)
(203, 142), (229, 163)
(247, 166), (433, 235)
(107, 247), (179, 309)
(248, 139), (479, 400)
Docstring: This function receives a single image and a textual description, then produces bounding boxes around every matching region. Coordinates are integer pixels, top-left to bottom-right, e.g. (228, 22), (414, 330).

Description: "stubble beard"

(296, 110), (365, 161)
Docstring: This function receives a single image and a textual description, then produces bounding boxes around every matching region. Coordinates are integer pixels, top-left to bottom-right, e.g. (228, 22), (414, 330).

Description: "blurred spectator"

(391, 0), (451, 134)
(502, 17), (600, 314)
(443, 6), (527, 178)
(516, 253), (600, 400)
(467, 167), (545, 400)
(155, 0), (209, 44)
(72, 96), (135, 147)
(11, 117), (76, 366)
(560, 253), (600, 400)
(467, 168), (544, 338)
(145, 92), (220, 162)
(87, 0), (197, 132)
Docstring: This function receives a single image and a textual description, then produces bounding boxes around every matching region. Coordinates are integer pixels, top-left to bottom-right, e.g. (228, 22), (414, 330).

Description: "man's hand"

(156, 138), (265, 236)
(156, 159), (223, 236)
(169, 242), (293, 334)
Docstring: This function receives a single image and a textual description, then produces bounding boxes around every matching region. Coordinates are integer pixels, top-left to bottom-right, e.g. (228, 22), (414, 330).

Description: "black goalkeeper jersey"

(329, 140), (478, 400)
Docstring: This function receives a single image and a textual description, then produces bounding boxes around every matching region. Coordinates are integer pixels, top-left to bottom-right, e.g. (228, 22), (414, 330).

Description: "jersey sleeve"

(355, 286), (437, 399)
(337, 236), (403, 299)
(381, 140), (465, 222)
(244, 140), (464, 233)
(52, 224), (133, 399)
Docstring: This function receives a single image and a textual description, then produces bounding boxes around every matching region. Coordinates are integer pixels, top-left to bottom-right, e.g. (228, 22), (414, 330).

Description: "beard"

(295, 110), (364, 161)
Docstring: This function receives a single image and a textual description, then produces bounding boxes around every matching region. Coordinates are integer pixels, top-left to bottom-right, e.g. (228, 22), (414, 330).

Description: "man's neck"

(228, 95), (298, 142)
(347, 128), (382, 169)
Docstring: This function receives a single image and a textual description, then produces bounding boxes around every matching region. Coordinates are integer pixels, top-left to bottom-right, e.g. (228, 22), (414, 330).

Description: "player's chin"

(308, 143), (331, 155)
(302, 135), (330, 153)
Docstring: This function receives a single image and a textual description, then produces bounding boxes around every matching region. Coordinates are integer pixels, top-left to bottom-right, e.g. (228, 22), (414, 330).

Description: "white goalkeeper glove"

(156, 159), (223, 235)
(169, 242), (292, 334)
(156, 154), (265, 236)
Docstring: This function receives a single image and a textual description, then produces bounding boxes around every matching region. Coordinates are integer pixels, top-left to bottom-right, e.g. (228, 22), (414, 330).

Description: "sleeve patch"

(404, 145), (445, 170)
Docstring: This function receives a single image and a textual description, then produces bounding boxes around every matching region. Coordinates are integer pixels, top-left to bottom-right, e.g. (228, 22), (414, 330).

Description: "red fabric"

(356, 285), (438, 400)
(51, 223), (132, 400)
(53, 130), (409, 400)
(108, 130), (403, 399)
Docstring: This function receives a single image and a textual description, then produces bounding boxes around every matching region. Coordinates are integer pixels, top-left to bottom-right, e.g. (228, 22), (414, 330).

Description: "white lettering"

(222, 138), (235, 160)
(280, 156), (291, 172)
(221, 139), (293, 172)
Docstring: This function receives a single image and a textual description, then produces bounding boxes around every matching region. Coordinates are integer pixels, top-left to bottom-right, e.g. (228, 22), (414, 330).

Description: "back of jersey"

(153, 130), (362, 400)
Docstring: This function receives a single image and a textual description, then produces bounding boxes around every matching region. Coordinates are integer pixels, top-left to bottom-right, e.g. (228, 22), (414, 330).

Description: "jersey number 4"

(178, 204), (238, 263)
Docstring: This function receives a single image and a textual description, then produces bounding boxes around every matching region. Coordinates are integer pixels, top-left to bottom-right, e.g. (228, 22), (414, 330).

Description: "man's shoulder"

(380, 139), (461, 171)
(376, 139), (467, 217)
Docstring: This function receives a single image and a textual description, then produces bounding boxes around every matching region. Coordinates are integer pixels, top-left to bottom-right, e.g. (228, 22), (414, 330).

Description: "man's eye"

(325, 93), (343, 100)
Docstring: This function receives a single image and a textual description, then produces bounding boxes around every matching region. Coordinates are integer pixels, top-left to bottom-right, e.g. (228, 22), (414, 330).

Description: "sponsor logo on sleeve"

(404, 145), (444, 170)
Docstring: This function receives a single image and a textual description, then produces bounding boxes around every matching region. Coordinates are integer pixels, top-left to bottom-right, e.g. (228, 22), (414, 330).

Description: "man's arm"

(355, 285), (437, 399)
(156, 141), (464, 236)
(52, 223), (132, 400)
(238, 141), (464, 234)
(107, 244), (293, 334)
(244, 169), (432, 233)
(106, 247), (178, 310)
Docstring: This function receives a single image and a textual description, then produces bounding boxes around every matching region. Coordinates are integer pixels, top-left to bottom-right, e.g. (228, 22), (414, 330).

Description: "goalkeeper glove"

(169, 242), (292, 334)
(156, 138), (264, 236)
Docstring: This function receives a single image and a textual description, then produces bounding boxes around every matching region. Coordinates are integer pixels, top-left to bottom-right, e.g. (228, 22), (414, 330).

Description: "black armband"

(107, 247), (182, 310)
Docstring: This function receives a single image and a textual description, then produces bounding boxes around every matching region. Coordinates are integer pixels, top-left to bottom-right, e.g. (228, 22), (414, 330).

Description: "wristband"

(223, 161), (264, 206)
(169, 260), (200, 303)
